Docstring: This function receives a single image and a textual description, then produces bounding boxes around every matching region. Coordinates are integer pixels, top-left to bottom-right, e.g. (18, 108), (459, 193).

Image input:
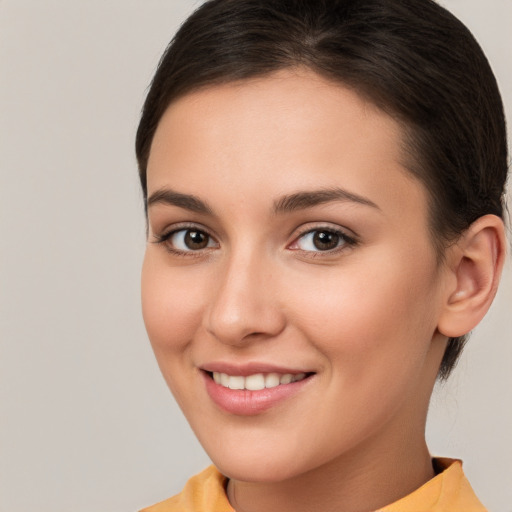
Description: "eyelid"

(152, 222), (219, 255)
(152, 221), (215, 240)
(288, 224), (359, 253)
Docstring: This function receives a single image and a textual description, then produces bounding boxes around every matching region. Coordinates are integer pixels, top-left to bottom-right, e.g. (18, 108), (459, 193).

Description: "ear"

(437, 214), (507, 338)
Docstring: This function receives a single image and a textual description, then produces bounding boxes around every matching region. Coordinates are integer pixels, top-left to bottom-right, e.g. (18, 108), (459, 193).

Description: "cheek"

(287, 249), (440, 373)
(141, 252), (206, 356)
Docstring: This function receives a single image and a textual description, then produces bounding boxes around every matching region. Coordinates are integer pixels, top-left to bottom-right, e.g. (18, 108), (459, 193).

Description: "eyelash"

(152, 224), (358, 257)
(289, 226), (358, 256)
(152, 224), (218, 258)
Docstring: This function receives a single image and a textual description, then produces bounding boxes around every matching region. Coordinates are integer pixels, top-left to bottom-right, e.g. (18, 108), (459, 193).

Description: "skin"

(141, 69), (481, 512)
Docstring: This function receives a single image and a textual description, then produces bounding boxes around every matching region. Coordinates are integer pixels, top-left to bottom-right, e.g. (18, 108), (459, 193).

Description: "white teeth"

(220, 373), (230, 387)
(212, 371), (308, 390)
(245, 373), (265, 391)
(228, 375), (245, 390)
(265, 373), (280, 388)
(279, 374), (293, 384)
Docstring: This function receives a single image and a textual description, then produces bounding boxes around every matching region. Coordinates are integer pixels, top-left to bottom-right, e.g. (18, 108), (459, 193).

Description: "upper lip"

(200, 362), (314, 376)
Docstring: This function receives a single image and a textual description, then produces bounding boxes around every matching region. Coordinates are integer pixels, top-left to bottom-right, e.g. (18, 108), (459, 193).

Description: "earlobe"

(437, 214), (506, 338)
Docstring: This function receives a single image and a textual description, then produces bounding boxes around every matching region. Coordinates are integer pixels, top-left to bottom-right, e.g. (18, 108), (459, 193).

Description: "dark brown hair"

(136, 0), (508, 379)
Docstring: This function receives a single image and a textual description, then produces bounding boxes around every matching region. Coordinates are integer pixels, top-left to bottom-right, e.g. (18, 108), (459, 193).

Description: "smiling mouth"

(208, 371), (311, 391)
(202, 369), (315, 414)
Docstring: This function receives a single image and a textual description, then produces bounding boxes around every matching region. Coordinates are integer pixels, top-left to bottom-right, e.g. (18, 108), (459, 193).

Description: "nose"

(203, 250), (286, 346)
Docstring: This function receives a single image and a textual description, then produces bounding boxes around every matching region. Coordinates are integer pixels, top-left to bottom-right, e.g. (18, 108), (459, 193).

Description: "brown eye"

(168, 228), (217, 252)
(312, 231), (340, 251)
(292, 229), (354, 253)
(184, 230), (209, 249)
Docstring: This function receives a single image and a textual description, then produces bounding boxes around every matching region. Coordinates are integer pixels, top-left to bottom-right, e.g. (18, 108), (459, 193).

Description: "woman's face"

(142, 70), (448, 482)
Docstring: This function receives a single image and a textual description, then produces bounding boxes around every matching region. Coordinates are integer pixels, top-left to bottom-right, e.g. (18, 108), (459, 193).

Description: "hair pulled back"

(136, 0), (508, 379)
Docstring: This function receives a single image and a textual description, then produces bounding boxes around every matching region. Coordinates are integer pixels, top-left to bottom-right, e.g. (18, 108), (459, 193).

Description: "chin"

(214, 457), (300, 483)
(202, 439), (319, 483)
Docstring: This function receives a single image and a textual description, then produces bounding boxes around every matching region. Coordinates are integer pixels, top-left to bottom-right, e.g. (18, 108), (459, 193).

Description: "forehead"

(147, 69), (426, 220)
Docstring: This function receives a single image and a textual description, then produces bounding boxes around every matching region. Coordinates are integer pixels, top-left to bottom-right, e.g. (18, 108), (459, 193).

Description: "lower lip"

(202, 372), (313, 415)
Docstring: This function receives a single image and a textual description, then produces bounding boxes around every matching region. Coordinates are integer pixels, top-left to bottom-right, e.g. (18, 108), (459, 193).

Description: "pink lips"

(202, 361), (310, 376)
(201, 363), (314, 415)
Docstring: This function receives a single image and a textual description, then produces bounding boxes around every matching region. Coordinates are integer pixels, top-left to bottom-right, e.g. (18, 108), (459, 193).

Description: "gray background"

(0, 1), (510, 511)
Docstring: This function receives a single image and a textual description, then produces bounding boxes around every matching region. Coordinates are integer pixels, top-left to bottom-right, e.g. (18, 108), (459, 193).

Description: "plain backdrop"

(0, 1), (510, 511)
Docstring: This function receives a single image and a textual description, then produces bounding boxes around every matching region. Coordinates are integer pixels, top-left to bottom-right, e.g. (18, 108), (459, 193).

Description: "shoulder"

(378, 458), (487, 512)
(139, 466), (233, 512)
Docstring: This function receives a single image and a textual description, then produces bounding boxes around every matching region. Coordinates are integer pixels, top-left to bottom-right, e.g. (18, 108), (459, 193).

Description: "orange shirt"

(140, 459), (486, 512)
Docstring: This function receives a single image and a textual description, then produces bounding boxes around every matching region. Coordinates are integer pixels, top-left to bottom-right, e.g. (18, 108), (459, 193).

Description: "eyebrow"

(147, 188), (213, 215)
(146, 186), (379, 216)
(273, 187), (380, 214)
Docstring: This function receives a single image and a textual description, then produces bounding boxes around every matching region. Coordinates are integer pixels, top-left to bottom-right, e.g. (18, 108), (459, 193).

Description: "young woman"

(136, 0), (508, 510)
